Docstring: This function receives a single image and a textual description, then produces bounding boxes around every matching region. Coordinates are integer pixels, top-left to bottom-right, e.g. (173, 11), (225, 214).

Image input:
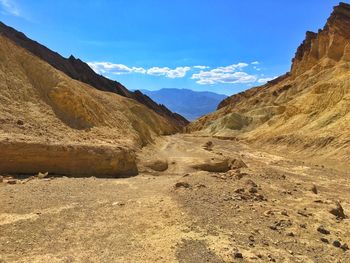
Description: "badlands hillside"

(0, 34), (178, 176)
(0, 22), (188, 129)
(188, 2), (350, 167)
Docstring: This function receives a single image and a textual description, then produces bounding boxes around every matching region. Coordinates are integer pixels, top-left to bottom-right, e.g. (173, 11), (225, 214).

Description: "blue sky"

(0, 0), (342, 95)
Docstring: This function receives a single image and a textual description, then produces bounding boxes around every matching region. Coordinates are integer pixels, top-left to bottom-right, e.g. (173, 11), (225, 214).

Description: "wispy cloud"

(251, 61), (260, 65)
(191, 63), (257, 85)
(253, 66), (261, 71)
(193, 65), (210, 69)
(0, 0), (20, 16)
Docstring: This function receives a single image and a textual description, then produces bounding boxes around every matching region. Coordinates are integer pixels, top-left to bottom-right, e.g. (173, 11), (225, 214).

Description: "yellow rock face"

(0, 36), (177, 177)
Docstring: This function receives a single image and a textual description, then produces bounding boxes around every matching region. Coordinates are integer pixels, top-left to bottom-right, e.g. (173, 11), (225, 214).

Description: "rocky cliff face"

(0, 35), (177, 176)
(291, 2), (350, 76)
(188, 2), (350, 163)
(0, 22), (188, 129)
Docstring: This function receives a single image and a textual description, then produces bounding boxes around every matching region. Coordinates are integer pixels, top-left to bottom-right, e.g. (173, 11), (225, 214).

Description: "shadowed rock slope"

(0, 35), (178, 177)
(188, 2), (350, 163)
(0, 22), (188, 129)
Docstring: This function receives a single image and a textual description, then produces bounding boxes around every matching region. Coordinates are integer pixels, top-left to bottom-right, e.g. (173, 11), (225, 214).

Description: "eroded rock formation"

(0, 35), (177, 176)
(188, 2), (350, 163)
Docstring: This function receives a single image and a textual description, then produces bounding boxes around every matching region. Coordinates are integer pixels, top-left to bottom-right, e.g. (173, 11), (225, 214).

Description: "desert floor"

(1, 134), (349, 263)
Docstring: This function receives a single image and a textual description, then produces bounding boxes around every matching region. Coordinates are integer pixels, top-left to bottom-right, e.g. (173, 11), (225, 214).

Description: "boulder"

(229, 158), (248, 169)
(191, 158), (230, 173)
(145, 159), (168, 172)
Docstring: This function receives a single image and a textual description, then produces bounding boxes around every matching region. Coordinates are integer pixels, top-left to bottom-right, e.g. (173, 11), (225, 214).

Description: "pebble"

(174, 182), (191, 189)
(329, 202), (346, 219)
(320, 237), (329, 243)
(311, 184), (318, 194)
(333, 240), (341, 248)
(341, 243), (349, 251)
(16, 119), (24, 125)
(233, 251), (243, 259)
(7, 179), (17, 185)
(317, 225), (330, 235)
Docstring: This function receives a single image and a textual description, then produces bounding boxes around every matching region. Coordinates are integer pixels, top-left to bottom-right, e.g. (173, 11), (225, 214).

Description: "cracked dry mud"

(1, 134), (349, 262)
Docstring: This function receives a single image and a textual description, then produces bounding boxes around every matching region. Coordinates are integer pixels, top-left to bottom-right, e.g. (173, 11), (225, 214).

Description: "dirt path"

(1, 135), (349, 262)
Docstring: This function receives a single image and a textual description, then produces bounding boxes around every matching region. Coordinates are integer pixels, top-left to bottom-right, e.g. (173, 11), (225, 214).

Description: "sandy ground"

(1, 134), (349, 262)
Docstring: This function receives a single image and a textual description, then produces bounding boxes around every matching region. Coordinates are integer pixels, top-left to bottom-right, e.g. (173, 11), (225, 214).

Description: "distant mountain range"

(139, 89), (228, 121)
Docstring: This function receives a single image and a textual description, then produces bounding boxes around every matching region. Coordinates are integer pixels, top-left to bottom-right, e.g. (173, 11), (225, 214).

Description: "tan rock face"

(0, 141), (138, 177)
(188, 2), (350, 163)
(291, 3), (350, 75)
(0, 36), (177, 177)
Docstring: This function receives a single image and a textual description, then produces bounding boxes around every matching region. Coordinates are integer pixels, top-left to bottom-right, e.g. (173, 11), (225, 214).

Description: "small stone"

(245, 179), (257, 188)
(16, 119), (24, 125)
(235, 172), (245, 180)
(333, 240), (341, 248)
(329, 202), (346, 219)
(264, 210), (274, 217)
(281, 211), (288, 216)
(234, 188), (245, 193)
(320, 238), (329, 243)
(7, 179), (17, 185)
(230, 158), (248, 169)
(317, 225), (330, 235)
(298, 210), (312, 217)
(37, 172), (49, 179)
(233, 251), (243, 259)
(340, 243), (349, 251)
(269, 225), (277, 231)
(145, 159), (168, 172)
(262, 240), (269, 246)
(174, 182), (191, 189)
(311, 184), (318, 194)
(249, 187), (258, 194)
(203, 141), (213, 151)
(286, 232), (295, 237)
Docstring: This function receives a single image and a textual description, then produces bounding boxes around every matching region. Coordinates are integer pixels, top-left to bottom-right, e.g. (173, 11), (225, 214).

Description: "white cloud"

(253, 66), (261, 71)
(210, 63), (248, 74)
(88, 61), (265, 84)
(257, 76), (277, 84)
(191, 63), (256, 85)
(251, 61), (260, 65)
(147, 66), (191, 78)
(193, 65), (210, 69)
(146, 67), (170, 76)
(88, 62), (190, 79)
(0, 0), (20, 16)
(87, 62), (146, 75)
